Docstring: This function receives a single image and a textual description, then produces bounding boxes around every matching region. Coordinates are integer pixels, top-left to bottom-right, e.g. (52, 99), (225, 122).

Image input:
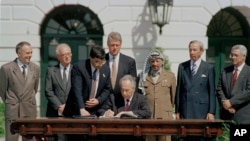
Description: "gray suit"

(216, 64), (250, 124)
(0, 59), (39, 141)
(45, 64), (72, 117)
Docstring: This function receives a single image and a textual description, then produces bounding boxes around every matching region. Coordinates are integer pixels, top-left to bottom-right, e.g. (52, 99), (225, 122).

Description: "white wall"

(1, 0), (250, 115)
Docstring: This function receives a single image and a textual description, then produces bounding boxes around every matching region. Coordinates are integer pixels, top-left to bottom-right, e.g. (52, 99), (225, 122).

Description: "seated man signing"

(99, 74), (151, 119)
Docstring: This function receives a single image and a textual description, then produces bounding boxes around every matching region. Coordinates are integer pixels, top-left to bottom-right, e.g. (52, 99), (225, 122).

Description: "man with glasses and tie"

(45, 43), (72, 141)
(175, 40), (216, 140)
(216, 44), (250, 124)
(98, 74), (151, 141)
(0, 41), (40, 141)
(105, 32), (137, 109)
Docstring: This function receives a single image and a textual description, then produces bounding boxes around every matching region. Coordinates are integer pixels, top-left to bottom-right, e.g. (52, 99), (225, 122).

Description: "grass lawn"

(0, 102), (5, 137)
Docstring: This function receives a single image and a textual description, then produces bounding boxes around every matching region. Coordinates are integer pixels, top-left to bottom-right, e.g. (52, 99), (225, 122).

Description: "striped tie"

(191, 63), (197, 76)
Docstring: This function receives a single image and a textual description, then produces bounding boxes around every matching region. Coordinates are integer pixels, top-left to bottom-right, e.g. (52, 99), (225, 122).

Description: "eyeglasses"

(60, 53), (72, 57)
(229, 53), (244, 58)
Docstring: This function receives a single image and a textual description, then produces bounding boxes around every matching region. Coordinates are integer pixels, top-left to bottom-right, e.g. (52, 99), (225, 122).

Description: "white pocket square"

(201, 74), (207, 77)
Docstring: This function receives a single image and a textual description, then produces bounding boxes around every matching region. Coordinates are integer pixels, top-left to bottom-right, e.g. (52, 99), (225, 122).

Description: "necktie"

(111, 56), (117, 89)
(63, 68), (67, 88)
(191, 63), (197, 76)
(124, 99), (130, 111)
(89, 69), (97, 99)
(22, 65), (26, 79)
(231, 68), (238, 88)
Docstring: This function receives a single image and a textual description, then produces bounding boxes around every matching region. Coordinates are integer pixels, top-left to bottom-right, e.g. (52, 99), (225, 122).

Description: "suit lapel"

(128, 94), (137, 111)
(53, 65), (67, 92)
(66, 65), (72, 93)
(86, 60), (93, 93)
(231, 65), (248, 94)
(192, 61), (205, 82)
(226, 66), (234, 93)
(13, 60), (25, 85)
(25, 63), (35, 87)
(183, 61), (193, 89)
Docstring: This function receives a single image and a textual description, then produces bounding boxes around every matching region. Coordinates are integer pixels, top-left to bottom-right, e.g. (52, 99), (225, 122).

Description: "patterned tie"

(124, 99), (130, 111)
(191, 62), (197, 76)
(231, 68), (238, 88)
(22, 65), (26, 79)
(63, 68), (67, 88)
(89, 69), (97, 99)
(111, 56), (117, 89)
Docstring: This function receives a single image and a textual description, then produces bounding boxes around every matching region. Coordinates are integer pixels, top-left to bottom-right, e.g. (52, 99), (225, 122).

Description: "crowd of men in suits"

(0, 32), (250, 141)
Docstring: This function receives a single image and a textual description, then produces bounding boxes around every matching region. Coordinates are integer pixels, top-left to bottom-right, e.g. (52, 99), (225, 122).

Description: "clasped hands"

(222, 99), (235, 114)
(80, 98), (99, 116)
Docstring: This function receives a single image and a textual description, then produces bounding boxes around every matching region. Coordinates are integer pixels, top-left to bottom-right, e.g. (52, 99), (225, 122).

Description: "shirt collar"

(17, 58), (28, 67)
(60, 64), (70, 70)
(235, 63), (245, 72)
(191, 58), (202, 66)
(109, 53), (120, 61)
(124, 95), (133, 103)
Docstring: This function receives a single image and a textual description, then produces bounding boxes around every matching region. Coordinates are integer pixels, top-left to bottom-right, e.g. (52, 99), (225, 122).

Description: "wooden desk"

(11, 117), (225, 138)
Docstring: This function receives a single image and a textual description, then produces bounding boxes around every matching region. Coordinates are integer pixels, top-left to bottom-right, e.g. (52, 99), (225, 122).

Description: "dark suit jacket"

(63, 59), (111, 117)
(45, 64), (72, 117)
(175, 60), (216, 119)
(98, 93), (151, 119)
(216, 64), (250, 124)
(105, 53), (137, 107)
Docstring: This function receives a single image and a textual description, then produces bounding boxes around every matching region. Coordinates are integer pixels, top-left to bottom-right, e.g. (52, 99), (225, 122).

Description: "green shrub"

(0, 102), (5, 137)
(215, 123), (230, 141)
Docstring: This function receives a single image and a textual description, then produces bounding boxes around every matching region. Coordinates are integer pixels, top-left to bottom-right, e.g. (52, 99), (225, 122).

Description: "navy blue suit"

(63, 59), (111, 116)
(175, 60), (216, 119)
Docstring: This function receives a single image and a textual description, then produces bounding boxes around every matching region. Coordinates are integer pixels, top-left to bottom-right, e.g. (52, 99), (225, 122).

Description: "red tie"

(231, 68), (238, 88)
(124, 100), (129, 111)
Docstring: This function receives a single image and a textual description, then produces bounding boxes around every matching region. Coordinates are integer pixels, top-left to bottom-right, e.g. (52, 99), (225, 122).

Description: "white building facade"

(1, 0), (250, 116)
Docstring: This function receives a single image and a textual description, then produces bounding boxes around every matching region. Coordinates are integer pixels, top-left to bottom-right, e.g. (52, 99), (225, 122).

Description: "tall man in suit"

(63, 45), (111, 117)
(216, 44), (250, 124)
(45, 43), (72, 141)
(105, 32), (137, 108)
(98, 74), (151, 141)
(175, 40), (216, 141)
(0, 41), (40, 141)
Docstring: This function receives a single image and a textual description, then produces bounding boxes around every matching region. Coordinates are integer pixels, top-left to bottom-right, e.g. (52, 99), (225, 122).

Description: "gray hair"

(119, 75), (136, 89)
(231, 44), (247, 56)
(16, 41), (31, 53)
(56, 43), (71, 55)
(107, 32), (122, 45)
(189, 40), (204, 50)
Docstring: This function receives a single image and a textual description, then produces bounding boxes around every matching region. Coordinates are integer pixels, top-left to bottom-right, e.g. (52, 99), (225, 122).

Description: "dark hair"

(16, 41), (31, 53)
(89, 45), (105, 59)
